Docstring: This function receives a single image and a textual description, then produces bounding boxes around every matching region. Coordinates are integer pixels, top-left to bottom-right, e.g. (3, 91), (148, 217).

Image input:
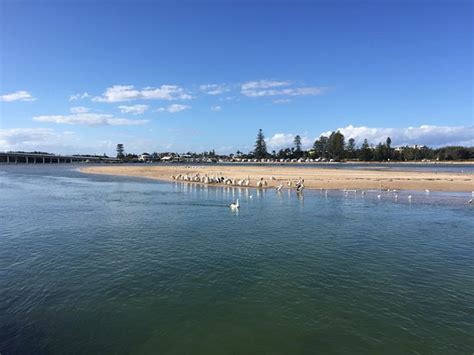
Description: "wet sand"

(81, 165), (474, 192)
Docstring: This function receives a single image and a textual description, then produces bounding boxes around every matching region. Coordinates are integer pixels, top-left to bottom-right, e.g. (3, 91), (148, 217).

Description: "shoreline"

(81, 165), (474, 192)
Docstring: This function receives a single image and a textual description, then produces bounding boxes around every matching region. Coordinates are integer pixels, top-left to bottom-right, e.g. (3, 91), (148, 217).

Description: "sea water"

(0, 165), (472, 354)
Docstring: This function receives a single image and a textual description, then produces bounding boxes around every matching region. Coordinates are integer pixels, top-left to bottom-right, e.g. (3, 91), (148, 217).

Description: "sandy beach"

(81, 165), (474, 192)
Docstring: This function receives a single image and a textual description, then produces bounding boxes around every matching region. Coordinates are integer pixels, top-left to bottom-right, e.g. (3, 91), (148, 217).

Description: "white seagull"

(229, 199), (240, 210)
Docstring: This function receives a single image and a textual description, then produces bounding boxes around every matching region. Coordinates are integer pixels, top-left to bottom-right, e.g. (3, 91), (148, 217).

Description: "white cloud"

(93, 85), (192, 103)
(211, 105), (222, 112)
(69, 92), (90, 101)
(266, 133), (313, 150)
(241, 80), (291, 91)
(219, 96), (239, 102)
(118, 104), (149, 115)
(156, 104), (191, 113)
(0, 90), (36, 102)
(199, 84), (231, 95)
(320, 125), (474, 147)
(273, 99), (292, 104)
(33, 113), (148, 126)
(0, 128), (76, 151)
(70, 106), (90, 114)
(241, 79), (327, 97)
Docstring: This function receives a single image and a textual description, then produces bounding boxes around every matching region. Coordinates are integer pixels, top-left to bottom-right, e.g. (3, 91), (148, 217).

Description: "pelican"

(394, 194), (399, 201)
(468, 199), (473, 205)
(377, 194), (381, 199)
(408, 195), (412, 202)
(425, 189), (430, 194)
(229, 199), (240, 210)
(275, 183), (283, 192)
(361, 191), (365, 197)
(296, 183), (304, 193)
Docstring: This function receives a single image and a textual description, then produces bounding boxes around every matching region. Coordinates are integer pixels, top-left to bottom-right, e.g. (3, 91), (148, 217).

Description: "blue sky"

(0, 0), (472, 155)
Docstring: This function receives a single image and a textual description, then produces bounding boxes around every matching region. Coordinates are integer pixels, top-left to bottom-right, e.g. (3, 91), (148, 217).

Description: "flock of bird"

(171, 173), (305, 193)
(170, 172), (473, 210)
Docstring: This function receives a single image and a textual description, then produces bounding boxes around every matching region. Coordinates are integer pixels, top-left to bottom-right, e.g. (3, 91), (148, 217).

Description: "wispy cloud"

(321, 125), (474, 147)
(33, 113), (148, 126)
(211, 105), (222, 112)
(156, 104), (191, 113)
(273, 99), (292, 104)
(241, 80), (291, 91)
(0, 90), (36, 102)
(199, 84), (231, 95)
(93, 85), (192, 103)
(69, 92), (90, 101)
(0, 128), (76, 151)
(70, 106), (90, 114)
(118, 104), (149, 115)
(241, 79), (327, 98)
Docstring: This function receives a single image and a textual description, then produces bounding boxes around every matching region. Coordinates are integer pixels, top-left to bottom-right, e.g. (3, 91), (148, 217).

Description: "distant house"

(138, 153), (151, 162)
(161, 156), (173, 162)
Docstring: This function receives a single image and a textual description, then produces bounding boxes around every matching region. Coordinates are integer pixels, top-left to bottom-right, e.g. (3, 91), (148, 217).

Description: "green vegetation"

(244, 129), (474, 162)
(254, 129), (268, 159)
(116, 144), (125, 159)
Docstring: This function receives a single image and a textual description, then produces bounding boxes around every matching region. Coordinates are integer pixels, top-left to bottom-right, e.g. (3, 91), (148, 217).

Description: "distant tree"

(294, 135), (302, 157)
(346, 138), (356, 159)
(386, 137), (392, 149)
(374, 142), (385, 161)
(313, 136), (329, 158)
(359, 139), (373, 161)
(327, 131), (345, 160)
(116, 144), (125, 159)
(254, 129), (268, 159)
(435, 146), (473, 161)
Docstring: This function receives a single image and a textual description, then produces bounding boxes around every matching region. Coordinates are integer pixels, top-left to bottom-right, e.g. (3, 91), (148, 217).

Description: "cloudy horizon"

(1, 2), (472, 156)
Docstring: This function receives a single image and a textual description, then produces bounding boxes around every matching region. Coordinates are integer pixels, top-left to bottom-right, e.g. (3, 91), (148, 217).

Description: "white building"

(138, 153), (151, 162)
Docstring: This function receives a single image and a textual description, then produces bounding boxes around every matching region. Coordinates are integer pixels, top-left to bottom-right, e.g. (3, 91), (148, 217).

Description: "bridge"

(0, 152), (120, 164)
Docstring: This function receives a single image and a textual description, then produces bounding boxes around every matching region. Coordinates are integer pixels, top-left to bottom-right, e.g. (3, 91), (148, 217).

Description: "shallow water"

(1, 165), (473, 354)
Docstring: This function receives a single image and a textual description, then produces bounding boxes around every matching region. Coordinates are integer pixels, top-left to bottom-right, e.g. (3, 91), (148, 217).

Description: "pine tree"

(327, 131), (345, 160)
(293, 135), (302, 158)
(116, 144), (125, 159)
(254, 129), (268, 159)
(360, 139), (372, 161)
(347, 138), (356, 159)
(313, 136), (329, 158)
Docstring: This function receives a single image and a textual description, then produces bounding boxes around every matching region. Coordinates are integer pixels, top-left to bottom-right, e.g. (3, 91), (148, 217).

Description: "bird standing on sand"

(229, 199), (240, 210)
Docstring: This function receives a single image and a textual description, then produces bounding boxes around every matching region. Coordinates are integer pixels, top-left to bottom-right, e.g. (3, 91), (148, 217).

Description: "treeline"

(113, 130), (473, 162)
(248, 129), (474, 161)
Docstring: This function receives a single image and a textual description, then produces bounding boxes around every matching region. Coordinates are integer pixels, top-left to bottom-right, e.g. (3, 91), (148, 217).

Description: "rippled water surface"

(1, 165), (473, 354)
